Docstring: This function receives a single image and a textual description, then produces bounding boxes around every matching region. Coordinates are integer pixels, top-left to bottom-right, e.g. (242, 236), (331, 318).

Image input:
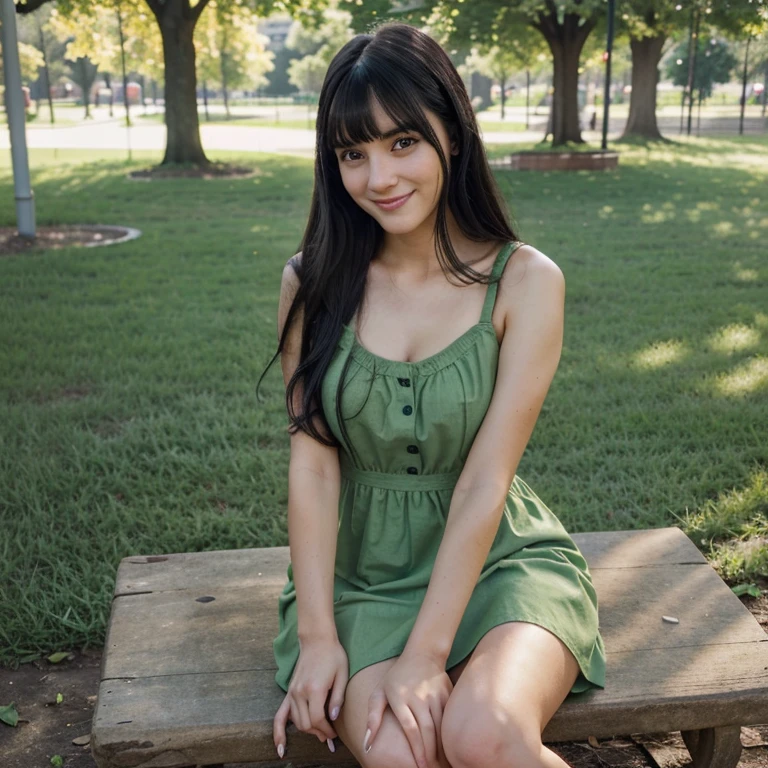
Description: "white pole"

(0, 0), (36, 237)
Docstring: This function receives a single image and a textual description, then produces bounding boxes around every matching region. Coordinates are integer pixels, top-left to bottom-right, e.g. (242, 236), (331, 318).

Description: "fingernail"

(363, 727), (371, 753)
(277, 743), (284, 759)
(327, 738), (336, 753)
(331, 705), (339, 720)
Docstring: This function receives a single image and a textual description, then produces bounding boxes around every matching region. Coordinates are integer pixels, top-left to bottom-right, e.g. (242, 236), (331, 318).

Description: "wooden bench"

(91, 527), (768, 768)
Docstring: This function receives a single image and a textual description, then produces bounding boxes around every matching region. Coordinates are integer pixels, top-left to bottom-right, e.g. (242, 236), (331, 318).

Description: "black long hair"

(257, 20), (518, 448)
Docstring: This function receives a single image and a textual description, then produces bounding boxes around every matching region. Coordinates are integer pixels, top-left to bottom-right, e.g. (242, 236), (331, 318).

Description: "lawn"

(0, 136), (766, 666)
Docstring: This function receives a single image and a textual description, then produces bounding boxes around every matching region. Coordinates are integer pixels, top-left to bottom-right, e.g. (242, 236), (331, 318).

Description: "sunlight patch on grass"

(712, 220), (735, 237)
(707, 323), (761, 354)
(631, 339), (688, 370)
(714, 356), (768, 396)
(641, 204), (674, 224)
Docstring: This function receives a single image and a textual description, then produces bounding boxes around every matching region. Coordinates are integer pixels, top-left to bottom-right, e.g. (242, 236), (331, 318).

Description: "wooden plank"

(114, 545), (289, 597)
(113, 528), (707, 596)
(573, 527), (708, 569)
(91, 641), (768, 768)
(103, 562), (766, 680)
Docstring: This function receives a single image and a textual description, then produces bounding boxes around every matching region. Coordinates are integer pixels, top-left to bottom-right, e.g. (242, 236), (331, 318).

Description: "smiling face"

(333, 97), (458, 237)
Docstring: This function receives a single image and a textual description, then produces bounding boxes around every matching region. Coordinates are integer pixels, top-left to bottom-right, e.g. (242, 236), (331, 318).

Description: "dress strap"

(479, 240), (524, 324)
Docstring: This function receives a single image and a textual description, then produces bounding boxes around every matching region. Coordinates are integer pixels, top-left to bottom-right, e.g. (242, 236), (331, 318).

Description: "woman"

(262, 20), (606, 768)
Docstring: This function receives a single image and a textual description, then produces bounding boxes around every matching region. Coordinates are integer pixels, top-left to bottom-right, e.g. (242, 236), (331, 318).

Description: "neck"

(377, 209), (474, 278)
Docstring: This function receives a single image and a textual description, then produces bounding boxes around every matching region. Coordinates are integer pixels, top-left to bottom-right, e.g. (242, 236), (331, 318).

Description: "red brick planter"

(493, 151), (619, 171)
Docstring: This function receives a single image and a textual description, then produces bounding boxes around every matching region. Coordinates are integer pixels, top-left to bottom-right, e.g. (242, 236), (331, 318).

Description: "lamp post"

(601, 0), (616, 150)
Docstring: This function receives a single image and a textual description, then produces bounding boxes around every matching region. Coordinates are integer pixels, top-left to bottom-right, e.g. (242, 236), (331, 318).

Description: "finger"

(292, 697), (327, 742)
(273, 694), (291, 756)
(326, 668), (347, 728)
(412, 702), (438, 768)
(391, 701), (427, 768)
(430, 696), (446, 768)
(308, 688), (337, 741)
(364, 688), (388, 753)
(293, 694), (314, 737)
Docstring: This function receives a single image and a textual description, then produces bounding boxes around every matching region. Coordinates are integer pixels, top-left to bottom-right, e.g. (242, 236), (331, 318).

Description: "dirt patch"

(2, 592), (767, 768)
(127, 162), (260, 181)
(0, 226), (140, 257)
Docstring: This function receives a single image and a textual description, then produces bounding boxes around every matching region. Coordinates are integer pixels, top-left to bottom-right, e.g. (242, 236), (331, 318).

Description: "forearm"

(403, 484), (507, 664)
(287, 463), (340, 644)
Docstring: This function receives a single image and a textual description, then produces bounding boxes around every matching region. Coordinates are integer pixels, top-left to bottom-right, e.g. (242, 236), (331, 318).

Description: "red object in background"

(21, 86), (31, 108)
(602, 51), (610, 63)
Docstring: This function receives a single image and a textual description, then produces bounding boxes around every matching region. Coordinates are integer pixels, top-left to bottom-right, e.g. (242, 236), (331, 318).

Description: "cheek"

(339, 167), (365, 195)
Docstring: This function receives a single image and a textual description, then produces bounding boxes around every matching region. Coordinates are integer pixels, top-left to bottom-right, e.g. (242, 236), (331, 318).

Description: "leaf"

(731, 583), (762, 598)
(51, 756), (63, 767)
(56, 693), (63, 705)
(0, 702), (19, 727)
(47, 652), (70, 664)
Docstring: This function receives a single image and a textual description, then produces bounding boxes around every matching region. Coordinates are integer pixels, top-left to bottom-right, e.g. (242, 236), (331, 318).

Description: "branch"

(14, 0), (54, 15)
(189, 0), (211, 23)
(144, 0), (163, 18)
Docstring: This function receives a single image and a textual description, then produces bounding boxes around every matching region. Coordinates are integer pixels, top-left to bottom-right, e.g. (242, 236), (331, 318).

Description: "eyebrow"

(334, 126), (416, 150)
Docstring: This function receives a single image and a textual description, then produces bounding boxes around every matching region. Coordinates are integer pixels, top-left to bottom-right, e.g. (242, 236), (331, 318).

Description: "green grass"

(0, 137), (767, 666)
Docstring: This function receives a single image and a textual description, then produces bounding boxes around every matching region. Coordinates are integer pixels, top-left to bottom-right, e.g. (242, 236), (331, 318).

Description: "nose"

(367, 152), (398, 195)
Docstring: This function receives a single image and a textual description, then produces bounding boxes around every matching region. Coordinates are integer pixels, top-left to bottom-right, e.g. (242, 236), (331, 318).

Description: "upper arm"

(278, 253), (340, 481)
(455, 246), (565, 496)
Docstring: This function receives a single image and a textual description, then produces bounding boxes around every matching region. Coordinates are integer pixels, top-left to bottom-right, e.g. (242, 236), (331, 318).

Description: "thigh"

(444, 621), (580, 733)
(334, 657), (452, 768)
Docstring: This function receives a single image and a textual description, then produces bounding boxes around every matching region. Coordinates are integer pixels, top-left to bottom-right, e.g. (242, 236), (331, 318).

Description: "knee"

(361, 740), (419, 768)
(357, 713), (420, 768)
(441, 704), (543, 768)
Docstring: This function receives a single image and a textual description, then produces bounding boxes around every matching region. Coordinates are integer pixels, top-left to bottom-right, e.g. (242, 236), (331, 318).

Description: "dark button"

(402, 405), (413, 416)
(407, 466), (418, 474)
(407, 445), (419, 454)
(397, 377), (411, 387)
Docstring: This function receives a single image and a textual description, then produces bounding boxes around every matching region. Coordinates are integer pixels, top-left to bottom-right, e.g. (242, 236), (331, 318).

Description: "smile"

(373, 191), (414, 211)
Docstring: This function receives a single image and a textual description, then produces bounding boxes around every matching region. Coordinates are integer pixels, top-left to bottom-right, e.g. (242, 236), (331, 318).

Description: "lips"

(373, 191), (414, 210)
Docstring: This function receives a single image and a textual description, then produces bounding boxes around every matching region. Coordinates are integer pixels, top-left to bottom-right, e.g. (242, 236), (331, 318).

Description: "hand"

(364, 650), (453, 768)
(273, 635), (348, 759)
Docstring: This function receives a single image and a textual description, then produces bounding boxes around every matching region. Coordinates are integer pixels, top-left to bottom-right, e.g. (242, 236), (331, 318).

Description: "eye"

(339, 136), (419, 163)
(394, 136), (418, 151)
(339, 149), (363, 162)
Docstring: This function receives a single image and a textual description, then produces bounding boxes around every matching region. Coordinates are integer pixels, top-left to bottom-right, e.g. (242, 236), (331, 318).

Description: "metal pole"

(601, 0), (616, 150)
(0, 0), (36, 238)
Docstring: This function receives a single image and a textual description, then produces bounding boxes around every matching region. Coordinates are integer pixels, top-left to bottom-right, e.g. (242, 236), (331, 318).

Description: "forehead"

(328, 89), (439, 150)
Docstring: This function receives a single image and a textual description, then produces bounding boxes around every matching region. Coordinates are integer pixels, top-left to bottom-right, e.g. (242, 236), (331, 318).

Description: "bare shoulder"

(502, 242), (564, 297)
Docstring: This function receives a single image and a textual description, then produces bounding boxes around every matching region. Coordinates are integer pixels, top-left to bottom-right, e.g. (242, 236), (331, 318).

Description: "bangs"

(324, 66), (436, 152)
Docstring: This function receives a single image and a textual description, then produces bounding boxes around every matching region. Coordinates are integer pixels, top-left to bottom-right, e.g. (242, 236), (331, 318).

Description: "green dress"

(273, 240), (606, 696)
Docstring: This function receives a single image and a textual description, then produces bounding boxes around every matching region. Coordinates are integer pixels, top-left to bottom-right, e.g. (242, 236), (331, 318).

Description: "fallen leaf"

(0, 702), (19, 727)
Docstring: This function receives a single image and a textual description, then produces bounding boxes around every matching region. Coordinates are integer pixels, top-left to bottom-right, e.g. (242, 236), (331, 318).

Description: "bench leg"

(681, 726), (742, 768)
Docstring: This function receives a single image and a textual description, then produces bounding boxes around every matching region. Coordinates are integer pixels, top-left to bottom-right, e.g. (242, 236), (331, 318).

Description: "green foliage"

(286, 5), (353, 94)
(196, 1), (275, 92)
(666, 34), (739, 99)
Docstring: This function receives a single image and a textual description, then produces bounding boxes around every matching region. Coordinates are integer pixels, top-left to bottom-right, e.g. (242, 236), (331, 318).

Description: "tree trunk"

(154, 1), (209, 165)
(534, 11), (596, 145)
(105, 72), (114, 117)
(36, 15), (54, 124)
(221, 50), (230, 119)
(81, 59), (91, 119)
(500, 77), (506, 120)
(622, 34), (665, 139)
